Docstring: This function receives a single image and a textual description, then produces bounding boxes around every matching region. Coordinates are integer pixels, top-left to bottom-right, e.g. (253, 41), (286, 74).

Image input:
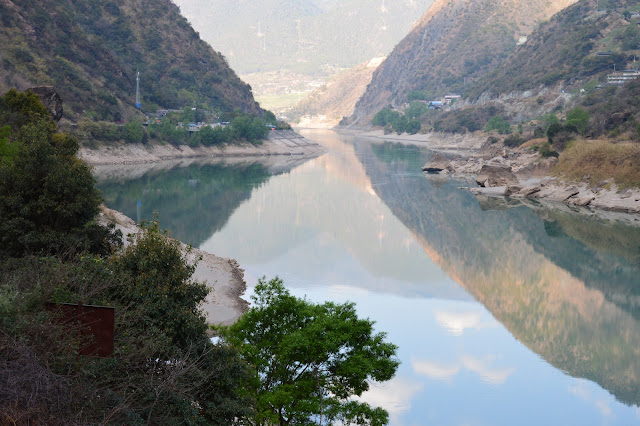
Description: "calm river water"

(97, 129), (640, 425)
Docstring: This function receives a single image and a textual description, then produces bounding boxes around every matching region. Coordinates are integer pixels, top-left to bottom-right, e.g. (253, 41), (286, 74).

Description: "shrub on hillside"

(504, 134), (525, 147)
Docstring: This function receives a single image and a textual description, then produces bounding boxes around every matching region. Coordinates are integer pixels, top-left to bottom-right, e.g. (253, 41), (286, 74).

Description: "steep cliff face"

(0, 0), (261, 121)
(351, 0), (576, 121)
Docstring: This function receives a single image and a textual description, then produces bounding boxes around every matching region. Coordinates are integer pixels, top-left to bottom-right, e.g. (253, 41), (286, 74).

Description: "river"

(96, 129), (640, 425)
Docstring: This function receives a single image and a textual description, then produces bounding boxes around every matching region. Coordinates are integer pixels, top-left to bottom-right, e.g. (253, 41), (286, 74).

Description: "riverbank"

(334, 126), (640, 214)
(336, 128), (486, 151)
(80, 130), (325, 165)
(98, 206), (248, 326)
(421, 140), (640, 214)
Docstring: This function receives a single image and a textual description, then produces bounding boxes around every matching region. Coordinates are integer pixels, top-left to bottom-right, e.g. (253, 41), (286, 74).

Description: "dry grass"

(519, 137), (547, 150)
(555, 139), (640, 188)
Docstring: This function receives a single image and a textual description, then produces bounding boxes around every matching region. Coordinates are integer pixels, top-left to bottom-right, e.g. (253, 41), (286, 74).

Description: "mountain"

(0, 0), (260, 122)
(467, 0), (640, 99)
(291, 58), (386, 128)
(350, 0), (576, 122)
(172, 0), (434, 75)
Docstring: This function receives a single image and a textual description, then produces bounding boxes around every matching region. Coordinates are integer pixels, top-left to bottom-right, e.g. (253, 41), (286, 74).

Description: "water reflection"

(95, 156), (317, 246)
(96, 131), (640, 424)
(356, 139), (640, 407)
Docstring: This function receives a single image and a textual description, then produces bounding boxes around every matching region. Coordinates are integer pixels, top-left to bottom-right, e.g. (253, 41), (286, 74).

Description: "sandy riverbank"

(80, 130), (325, 165)
(99, 207), (248, 326)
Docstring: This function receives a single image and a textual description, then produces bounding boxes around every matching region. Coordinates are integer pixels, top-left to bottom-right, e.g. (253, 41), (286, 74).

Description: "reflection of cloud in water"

(435, 310), (497, 336)
(460, 355), (515, 385)
(412, 360), (460, 381)
(413, 355), (514, 385)
(357, 377), (424, 416)
(570, 379), (614, 418)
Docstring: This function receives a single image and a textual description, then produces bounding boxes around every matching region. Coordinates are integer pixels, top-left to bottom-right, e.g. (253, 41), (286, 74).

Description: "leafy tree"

(124, 119), (145, 143)
(485, 116), (511, 134)
(263, 110), (277, 124)
(406, 119), (421, 135)
(232, 115), (267, 143)
(219, 277), (399, 426)
(394, 115), (408, 134)
(566, 107), (590, 134)
(405, 101), (428, 120)
(372, 107), (400, 127)
(541, 113), (559, 131)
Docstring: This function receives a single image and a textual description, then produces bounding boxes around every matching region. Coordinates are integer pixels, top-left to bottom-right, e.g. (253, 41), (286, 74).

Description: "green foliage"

(394, 115), (408, 134)
(539, 141), (559, 158)
(372, 107), (400, 127)
(485, 116), (511, 134)
(0, 89), (56, 134)
(0, 125), (18, 163)
(372, 107), (421, 135)
(231, 115), (268, 143)
(541, 114), (560, 131)
(566, 107), (590, 134)
(406, 119), (421, 135)
(432, 105), (504, 134)
(219, 277), (399, 426)
(407, 89), (430, 101)
(111, 218), (208, 350)
(405, 101), (428, 120)
(124, 119), (145, 144)
(263, 110), (277, 124)
(504, 133), (525, 147)
(0, 0), (261, 123)
(0, 228), (251, 424)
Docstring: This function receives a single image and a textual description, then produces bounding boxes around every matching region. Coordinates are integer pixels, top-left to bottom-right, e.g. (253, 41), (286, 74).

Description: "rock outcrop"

(29, 86), (63, 122)
(422, 152), (451, 173)
(476, 164), (518, 187)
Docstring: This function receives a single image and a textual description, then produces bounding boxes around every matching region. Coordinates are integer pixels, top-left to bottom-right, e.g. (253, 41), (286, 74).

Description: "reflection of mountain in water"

(199, 131), (465, 300)
(96, 158), (304, 247)
(356, 140), (640, 407)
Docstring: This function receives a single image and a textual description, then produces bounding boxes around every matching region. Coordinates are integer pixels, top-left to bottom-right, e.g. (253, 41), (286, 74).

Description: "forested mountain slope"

(351, 0), (576, 121)
(0, 0), (261, 122)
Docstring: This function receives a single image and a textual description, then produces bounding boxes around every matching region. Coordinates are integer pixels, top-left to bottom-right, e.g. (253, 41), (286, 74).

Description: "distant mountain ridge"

(0, 0), (261, 122)
(172, 0), (434, 75)
(350, 0), (577, 121)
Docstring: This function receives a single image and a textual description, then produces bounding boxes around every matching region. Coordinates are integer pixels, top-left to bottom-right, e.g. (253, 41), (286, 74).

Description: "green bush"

(566, 107), (590, 134)
(0, 91), (116, 258)
(504, 134), (525, 147)
(405, 101), (428, 119)
(406, 119), (421, 135)
(539, 142), (559, 158)
(486, 116), (511, 134)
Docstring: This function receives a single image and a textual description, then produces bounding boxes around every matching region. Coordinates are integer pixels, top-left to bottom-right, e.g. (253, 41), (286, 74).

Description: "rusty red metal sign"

(48, 302), (115, 357)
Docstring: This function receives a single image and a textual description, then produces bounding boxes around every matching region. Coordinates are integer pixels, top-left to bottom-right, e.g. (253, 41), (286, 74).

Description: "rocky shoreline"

(422, 145), (640, 214)
(99, 206), (249, 327)
(80, 130), (325, 165)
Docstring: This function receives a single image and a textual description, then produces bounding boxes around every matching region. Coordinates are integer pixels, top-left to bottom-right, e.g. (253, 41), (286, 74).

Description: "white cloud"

(412, 355), (514, 385)
(435, 310), (496, 336)
(460, 355), (515, 385)
(357, 377), (424, 415)
(412, 359), (460, 381)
